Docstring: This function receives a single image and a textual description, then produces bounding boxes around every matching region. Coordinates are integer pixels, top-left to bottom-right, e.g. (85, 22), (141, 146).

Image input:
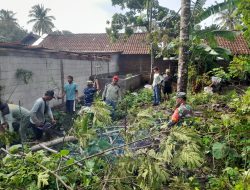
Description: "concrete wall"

(118, 54), (178, 82)
(96, 74), (142, 95)
(0, 48), (118, 109)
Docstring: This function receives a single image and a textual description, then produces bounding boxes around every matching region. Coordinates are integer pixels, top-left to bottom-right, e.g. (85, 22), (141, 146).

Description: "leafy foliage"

(0, 9), (27, 42)
(229, 55), (250, 81)
(237, 0), (250, 43)
(28, 4), (55, 35)
(15, 69), (33, 84)
(0, 87), (250, 189)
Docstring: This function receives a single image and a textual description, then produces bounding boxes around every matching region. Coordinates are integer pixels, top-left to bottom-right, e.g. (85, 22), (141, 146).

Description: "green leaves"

(212, 142), (229, 159)
(37, 171), (49, 188)
(60, 149), (69, 156)
(9, 144), (22, 154)
(66, 158), (74, 165)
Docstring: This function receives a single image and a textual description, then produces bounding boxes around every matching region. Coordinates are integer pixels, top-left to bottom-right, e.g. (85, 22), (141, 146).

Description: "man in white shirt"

(152, 67), (163, 106)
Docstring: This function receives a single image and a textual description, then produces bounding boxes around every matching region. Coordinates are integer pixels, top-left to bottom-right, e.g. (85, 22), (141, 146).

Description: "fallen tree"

(30, 136), (78, 151)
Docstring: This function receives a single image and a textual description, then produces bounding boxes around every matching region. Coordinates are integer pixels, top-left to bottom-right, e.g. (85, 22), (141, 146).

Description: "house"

(36, 32), (250, 81)
(216, 34), (250, 55)
(37, 33), (177, 82)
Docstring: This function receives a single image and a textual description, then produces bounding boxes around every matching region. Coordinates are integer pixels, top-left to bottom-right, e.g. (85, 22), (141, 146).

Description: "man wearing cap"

(152, 67), (163, 106)
(167, 92), (193, 128)
(102, 75), (121, 118)
(83, 79), (99, 106)
(58, 75), (78, 114)
(29, 90), (56, 140)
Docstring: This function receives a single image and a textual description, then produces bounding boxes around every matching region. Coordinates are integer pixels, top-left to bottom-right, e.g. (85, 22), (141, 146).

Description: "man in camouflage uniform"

(167, 92), (193, 127)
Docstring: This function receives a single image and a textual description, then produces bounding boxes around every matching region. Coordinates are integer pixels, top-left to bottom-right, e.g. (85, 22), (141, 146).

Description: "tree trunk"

(30, 136), (77, 151)
(177, 0), (191, 93)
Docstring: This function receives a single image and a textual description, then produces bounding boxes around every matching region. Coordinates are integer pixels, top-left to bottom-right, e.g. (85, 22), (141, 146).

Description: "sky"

(0, 0), (223, 34)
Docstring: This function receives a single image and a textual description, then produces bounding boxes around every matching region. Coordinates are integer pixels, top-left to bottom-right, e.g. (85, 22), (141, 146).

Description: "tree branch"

(30, 136), (77, 151)
(55, 129), (170, 172)
(1, 148), (73, 190)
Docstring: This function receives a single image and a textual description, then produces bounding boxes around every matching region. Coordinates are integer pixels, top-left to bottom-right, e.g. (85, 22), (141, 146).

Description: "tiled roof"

(38, 33), (150, 55)
(217, 34), (250, 55)
(37, 33), (250, 55)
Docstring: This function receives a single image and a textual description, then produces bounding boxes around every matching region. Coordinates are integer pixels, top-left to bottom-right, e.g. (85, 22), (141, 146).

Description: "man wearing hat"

(83, 79), (99, 106)
(167, 92), (193, 127)
(29, 90), (56, 140)
(102, 75), (121, 119)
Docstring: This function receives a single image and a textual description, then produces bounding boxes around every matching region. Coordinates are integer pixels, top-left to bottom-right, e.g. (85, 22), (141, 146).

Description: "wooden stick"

(30, 136), (77, 151)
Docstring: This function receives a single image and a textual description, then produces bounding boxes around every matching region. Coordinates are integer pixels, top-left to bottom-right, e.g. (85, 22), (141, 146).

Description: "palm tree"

(0, 9), (17, 23)
(176, 0), (237, 92)
(214, 6), (241, 30)
(28, 4), (55, 35)
(177, 0), (191, 93)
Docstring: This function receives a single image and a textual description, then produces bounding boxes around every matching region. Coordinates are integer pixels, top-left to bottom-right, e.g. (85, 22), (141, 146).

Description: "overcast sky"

(0, 0), (223, 34)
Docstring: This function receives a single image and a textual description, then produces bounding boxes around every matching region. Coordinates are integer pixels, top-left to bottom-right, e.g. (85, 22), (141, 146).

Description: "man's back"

(84, 87), (97, 106)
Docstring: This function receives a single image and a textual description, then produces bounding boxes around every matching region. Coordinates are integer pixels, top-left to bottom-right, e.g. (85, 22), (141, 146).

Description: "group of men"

(152, 66), (173, 106)
(0, 70), (192, 142)
(28, 75), (121, 140)
(151, 66), (193, 127)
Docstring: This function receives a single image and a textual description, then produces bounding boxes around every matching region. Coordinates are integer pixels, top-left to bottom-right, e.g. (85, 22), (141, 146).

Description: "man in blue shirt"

(58, 75), (78, 113)
(83, 79), (99, 106)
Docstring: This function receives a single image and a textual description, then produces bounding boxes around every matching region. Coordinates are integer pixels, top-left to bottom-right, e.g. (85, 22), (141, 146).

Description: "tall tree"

(0, 9), (17, 23)
(0, 9), (27, 42)
(177, 0), (191, 92)
(214, 4), (241, 30)
(237, 0), (250, 43)
(27, 4), (55, 35)
(107, 0), (180, 39)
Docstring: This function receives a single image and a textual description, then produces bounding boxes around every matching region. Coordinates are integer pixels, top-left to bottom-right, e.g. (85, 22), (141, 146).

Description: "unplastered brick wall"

(0, 48), (118, 109)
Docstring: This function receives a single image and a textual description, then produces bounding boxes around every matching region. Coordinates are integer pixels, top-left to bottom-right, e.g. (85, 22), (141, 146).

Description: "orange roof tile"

(38, 33), (150, 55)
(217, 34), (250, 55)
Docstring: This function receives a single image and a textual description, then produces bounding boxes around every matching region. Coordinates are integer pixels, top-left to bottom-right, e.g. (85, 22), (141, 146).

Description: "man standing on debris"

(162, 69), (173, 100)
(58, 75), (79, 113)
(29, 90), (56, 140)
(167, 92), (193, 128)
(152, 67), (163, 106)
(102, 75), (121, 119)
(83, 79), (99, 106)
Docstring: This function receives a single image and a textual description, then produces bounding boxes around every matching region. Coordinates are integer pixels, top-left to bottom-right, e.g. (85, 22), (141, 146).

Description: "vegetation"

(0, 87), (249, 189)
(0, 0), (250, 189)
(15, 69), (33, 84)
(0, 9), (27, 42)
(237, 0), (250, 43)
(28, 4), (56, 35)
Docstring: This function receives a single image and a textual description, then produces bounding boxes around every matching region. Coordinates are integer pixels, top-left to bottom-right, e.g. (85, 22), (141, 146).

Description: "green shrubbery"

(0, 88), (249, 189)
